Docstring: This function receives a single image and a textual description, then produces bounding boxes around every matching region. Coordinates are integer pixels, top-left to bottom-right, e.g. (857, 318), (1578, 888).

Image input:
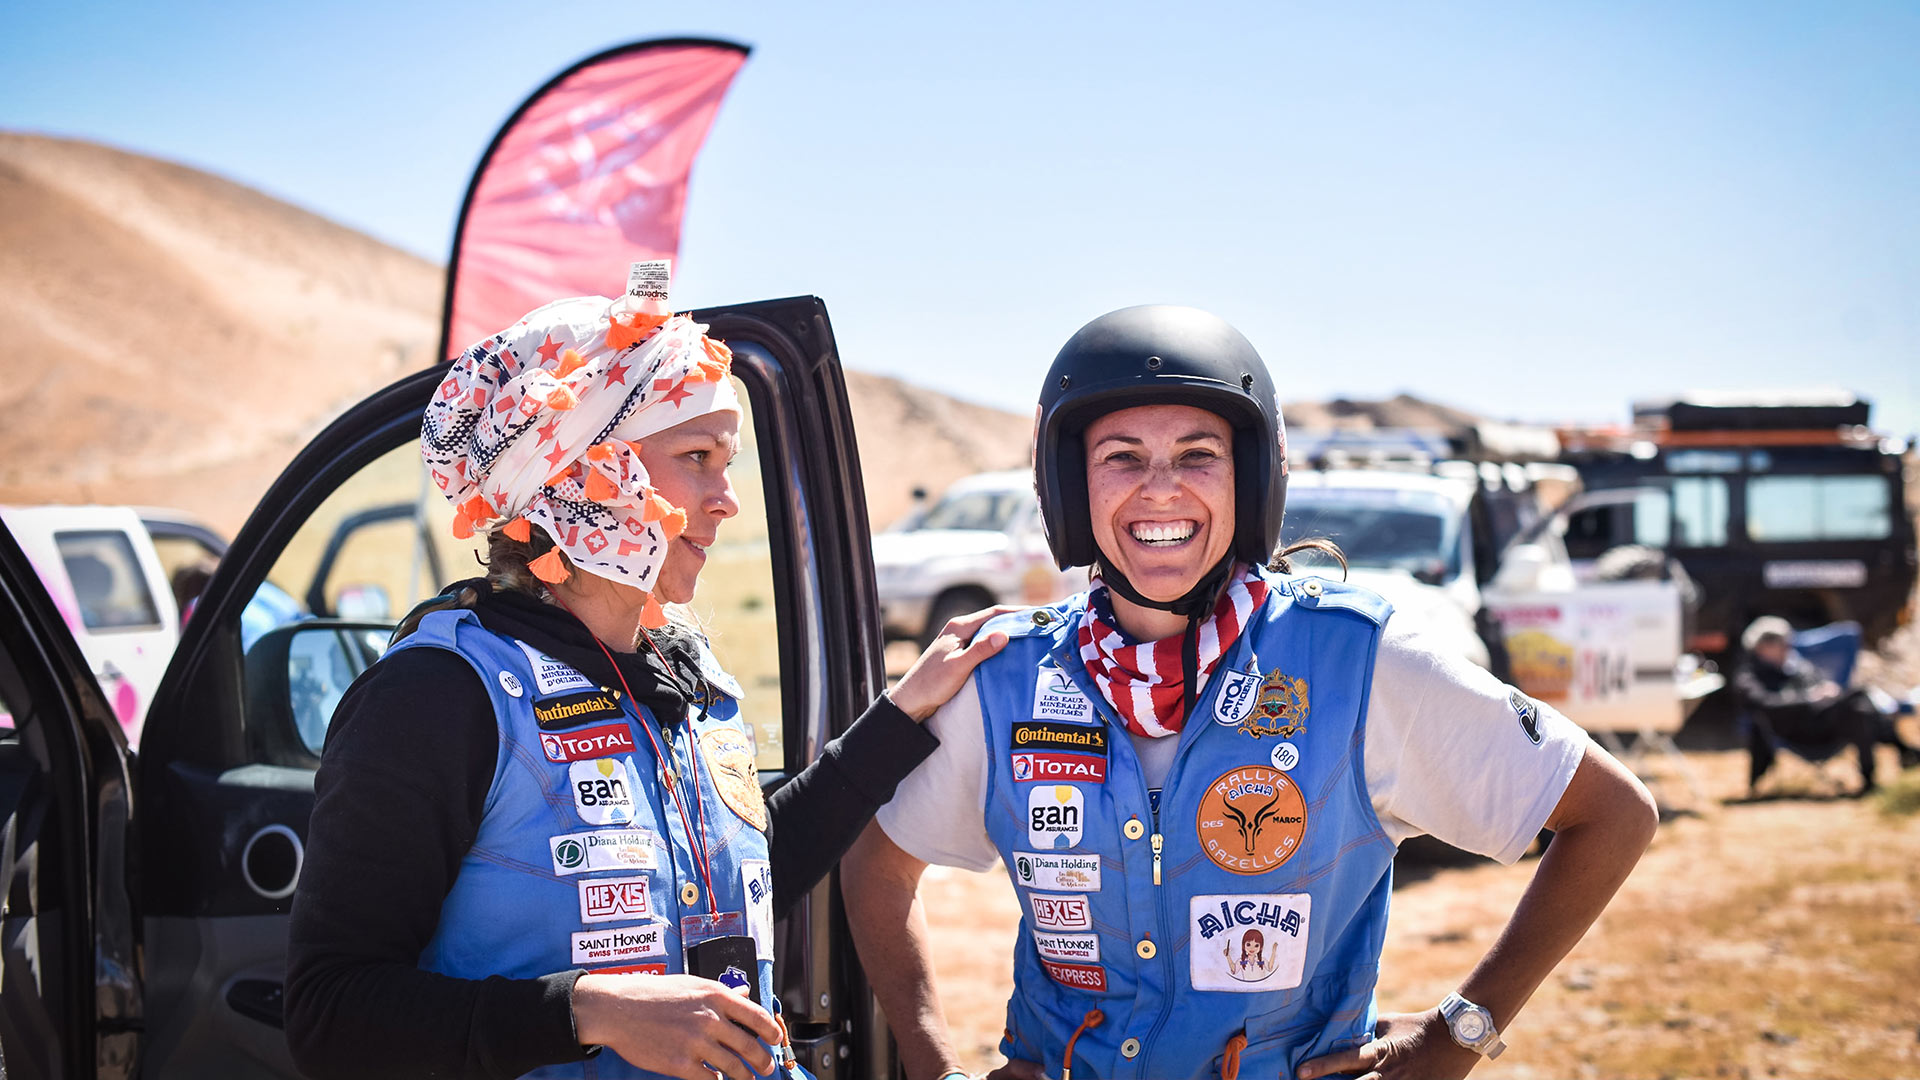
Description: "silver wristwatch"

(1438, 991), (1506, 1059)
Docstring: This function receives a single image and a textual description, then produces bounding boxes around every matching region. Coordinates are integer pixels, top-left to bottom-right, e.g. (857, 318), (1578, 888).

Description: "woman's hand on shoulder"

(888, 605), (1021, 721)
(572, 972), (780, 1080)
(1296, 1010), (1480, 1080)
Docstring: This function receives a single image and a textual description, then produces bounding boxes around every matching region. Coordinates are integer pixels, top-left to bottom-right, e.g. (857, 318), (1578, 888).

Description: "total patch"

(534, 690), (626, 731)
(1195, 765), (1307, 875)
(1189, 893), (1310, 992)
(742, 859), (774, 961)
(1236, 669), (1309, 740)
(515, 640), (597, 696)
(1041, 959), (1107, 993)
(1011, 751), (1106, 783)
(1211, 668), (1262, 726)
(1027, 785), (1085, 849)
(540, 722), (638, 763)
(549, 829), (657, 875)
(1032, 932), (1100, 964)
(1011, 720), (1107, 755)
(1028, 892), (1092, 932)
(1032, 666), (1095, 724)
(578, 875), (653, 923)
(1012, 852), (1101, 892)
(570, 756), (639, 826)
(571, 922), (666, 965)
(699, 726), (767, 831)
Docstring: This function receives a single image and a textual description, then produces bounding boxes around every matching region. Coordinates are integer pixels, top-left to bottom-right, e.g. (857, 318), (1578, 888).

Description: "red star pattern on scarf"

(543, 442), (569, 469)
(605, 360), (630, 387)
(660, 379), (693, 407)
(537, 417), (560, 444)
(536, 335), (562, 363)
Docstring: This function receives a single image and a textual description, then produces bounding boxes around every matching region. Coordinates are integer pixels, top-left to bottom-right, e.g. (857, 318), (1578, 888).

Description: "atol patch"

(577, 875), (652, 923)
(539, 722), (637, 762)
(1189, 893), (1310, 992)
(534, 691), (626, 730)
(1211, 668), (1263, 726)
(1236, 669), (1309, 740)
(1013, 851), (1101, 892)
(1010, 721), (1107, 755)
(571, 923), (666, 965)
(549, 829), (657, 875)
(1032, 666), (1095, 724)
(699, 726), (767, 831)
(1011, 751), (1106, 783)
(1195, 765), (1307, 875)
(1028, 892), (1092, 933)
(1027, 785), (1085, 849)
(1041, 959), (1107, 992)
(570, 757), (638, 826)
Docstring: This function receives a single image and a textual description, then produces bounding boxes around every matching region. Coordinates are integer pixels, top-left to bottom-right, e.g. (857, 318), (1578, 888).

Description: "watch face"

(1456, 1012), (1489, 1041)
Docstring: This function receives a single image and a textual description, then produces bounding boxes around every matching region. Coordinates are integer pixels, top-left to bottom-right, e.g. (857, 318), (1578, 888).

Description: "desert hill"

(0, 132), (1482, 538)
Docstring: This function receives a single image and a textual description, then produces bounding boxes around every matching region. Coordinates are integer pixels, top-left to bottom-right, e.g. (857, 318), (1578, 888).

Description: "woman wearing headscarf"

(285, 269), (1007, 1080)
(843, 306), (1659, 1080)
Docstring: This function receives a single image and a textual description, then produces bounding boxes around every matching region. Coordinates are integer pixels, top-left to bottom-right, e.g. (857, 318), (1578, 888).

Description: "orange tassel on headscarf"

(503, 517), (532, 542)
(582, 469), (618, 502)
(606, 311), (668, 351)
(450, 512), (475, 540)
(545, 385), (579, 411)
(528, 548), (570, 584)
(641, 490), (676, 522)
(554, 349), (588, 378)
(658, 507), (687, 541)
(640, 593), (669, 629)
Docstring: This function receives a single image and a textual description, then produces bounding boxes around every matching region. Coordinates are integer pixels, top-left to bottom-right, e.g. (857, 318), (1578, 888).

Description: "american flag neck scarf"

(1076, 564), (1271, 738)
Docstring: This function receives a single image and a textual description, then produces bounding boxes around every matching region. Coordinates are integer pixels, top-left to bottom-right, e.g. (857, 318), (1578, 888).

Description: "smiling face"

(634, 407), (742, 604)
(1084, 404), (1235, 604)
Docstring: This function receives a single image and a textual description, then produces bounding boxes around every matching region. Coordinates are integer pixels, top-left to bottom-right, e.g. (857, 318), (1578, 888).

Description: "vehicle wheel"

(920, 587), (997, 650)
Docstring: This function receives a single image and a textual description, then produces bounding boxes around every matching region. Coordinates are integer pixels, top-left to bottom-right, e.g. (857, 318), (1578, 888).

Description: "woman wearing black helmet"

(843, 306), (1658, 1080)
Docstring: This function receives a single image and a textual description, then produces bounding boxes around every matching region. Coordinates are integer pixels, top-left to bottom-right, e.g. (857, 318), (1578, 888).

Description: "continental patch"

(1032, 932), (1100, 964)
(1013, 851), (1101, 892)
(1041, 959), (1107, 992)
(578, 875), (653, 923)
(1027, 785), (1084, 849)
(540, 722), (637, 762)
(1237, 669), (1308, 740)
(535, 690), (626, 731)
(1190, 893), (1310, 992)
(699, 726), (767, 832)
(1011, 751), (1106, 783)
(1028, 892), (1092, 932)
(549, 829), (657, 875)
(571, 922), (666, 965)
(570, 756), (638, 826)
(1010, 720), (1108, 755)
(515, 640), (597, 695)
(1195, 765), (1307, 875)
(1032, 666), (1095, 724)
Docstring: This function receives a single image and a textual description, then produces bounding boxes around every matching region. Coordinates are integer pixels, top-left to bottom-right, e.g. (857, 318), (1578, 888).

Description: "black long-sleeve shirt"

(284, 581), (935, 1079)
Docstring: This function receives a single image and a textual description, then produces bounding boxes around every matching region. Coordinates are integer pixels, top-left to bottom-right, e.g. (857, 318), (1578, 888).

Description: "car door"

(114, 295), (883, 1078)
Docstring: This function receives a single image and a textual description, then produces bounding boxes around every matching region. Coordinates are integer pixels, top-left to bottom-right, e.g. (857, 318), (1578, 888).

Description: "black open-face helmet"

(1035, 305), (1287, 576)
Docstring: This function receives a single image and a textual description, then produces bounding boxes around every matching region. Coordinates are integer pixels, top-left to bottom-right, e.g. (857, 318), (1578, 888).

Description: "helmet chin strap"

(1098, 554), (1236, 724)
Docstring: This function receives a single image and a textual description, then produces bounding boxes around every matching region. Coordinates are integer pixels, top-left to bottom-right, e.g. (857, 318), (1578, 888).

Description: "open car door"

(56, 296), (882, 1078)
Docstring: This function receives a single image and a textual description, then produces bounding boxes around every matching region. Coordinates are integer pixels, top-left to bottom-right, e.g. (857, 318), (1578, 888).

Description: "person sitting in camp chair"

(1734, 616), (1920, 797)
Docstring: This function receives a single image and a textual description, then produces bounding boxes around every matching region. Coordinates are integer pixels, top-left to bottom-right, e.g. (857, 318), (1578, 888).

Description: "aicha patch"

(1195, 765), (1307, 875)
(699, 726), (767, 831)
(1236, 669), (1309, 740)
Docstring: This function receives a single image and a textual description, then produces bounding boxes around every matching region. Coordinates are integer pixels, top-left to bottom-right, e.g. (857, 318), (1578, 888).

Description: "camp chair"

(1735, 620), (1864, 786)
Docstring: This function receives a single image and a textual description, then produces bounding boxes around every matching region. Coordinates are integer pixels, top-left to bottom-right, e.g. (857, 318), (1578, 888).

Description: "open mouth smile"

(1128, 520), (1198, 547)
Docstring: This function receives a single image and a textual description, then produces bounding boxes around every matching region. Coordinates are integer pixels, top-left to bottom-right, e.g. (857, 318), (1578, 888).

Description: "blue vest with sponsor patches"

(394, 609), (788, 1080)
(979, 571), (1396, 1080)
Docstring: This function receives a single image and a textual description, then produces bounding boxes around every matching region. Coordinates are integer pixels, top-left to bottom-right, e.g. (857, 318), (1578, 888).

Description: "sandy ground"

(916, 742), (1920, 1080)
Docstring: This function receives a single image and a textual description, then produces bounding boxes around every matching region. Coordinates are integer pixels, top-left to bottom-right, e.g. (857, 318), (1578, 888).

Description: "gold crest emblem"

(698, 726), (767, 832)
(1237, 670), (1308, 740)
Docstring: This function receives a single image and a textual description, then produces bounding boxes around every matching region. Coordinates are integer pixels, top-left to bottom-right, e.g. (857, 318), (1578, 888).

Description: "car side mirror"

(243, 621), (393, 760)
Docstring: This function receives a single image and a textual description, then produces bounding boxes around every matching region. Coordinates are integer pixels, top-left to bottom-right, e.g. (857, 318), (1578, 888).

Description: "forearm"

(1455, 747), (1658, 1033)
(767, 695), (938, 915)
(841, 823), (964, 1080)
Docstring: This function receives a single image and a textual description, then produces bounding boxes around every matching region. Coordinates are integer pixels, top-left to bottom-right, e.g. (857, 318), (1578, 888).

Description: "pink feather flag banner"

(441, 39), (749, 356)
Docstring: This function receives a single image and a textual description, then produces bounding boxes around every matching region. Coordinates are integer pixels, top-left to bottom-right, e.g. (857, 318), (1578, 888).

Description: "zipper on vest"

(1150, 831), (1162, 885)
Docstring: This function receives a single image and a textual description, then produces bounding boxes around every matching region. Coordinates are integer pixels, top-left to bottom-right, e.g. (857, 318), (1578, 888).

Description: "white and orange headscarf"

(421, 266), (737, 628)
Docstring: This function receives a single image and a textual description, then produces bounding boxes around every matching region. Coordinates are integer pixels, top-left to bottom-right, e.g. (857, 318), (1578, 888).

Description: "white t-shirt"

(877, 611), (1589, 870)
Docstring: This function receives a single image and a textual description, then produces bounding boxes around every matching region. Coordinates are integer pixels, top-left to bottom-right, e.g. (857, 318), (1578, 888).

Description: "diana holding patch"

(283, 267), (1007, 1080)
(843, 306), (1659, 1080)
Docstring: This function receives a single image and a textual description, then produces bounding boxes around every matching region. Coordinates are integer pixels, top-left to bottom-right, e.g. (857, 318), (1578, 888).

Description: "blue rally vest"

(394, 610), (791, 1080)
(980, 570), (1396, 1080)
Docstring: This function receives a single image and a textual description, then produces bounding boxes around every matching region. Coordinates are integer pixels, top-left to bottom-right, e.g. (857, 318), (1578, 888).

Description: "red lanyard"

(551, 594), (718, 915)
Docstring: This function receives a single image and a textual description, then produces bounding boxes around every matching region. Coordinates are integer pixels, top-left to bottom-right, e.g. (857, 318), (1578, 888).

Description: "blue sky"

(6, 1), (1917, 436)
